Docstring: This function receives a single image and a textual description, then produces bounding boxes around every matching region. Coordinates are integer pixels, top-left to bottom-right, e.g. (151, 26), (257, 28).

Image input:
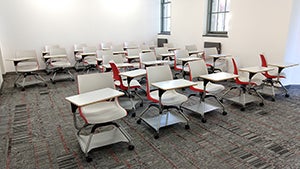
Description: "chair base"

(77, 123), (134, 162)
(137, 105), (189, 139)
(50, 68), (74, 84)
(14, 72), (47, 91)
(77, 127), (128, 153)
(181, 102), (220, 123)
(257, 79), (289, 101)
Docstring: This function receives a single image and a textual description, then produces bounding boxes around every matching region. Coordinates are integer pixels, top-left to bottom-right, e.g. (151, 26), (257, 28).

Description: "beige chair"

(13, 50), (47, 91)
(74, 43), (87, 70)
(174, 49), (190, 78)
(43, 44), (60, 74)
(82, 46), (97, 73)
(75, 72), (134, 162)
(48, 47), (74, 83)
(137, 65), (190, 139)
(185, 60), (226, 122)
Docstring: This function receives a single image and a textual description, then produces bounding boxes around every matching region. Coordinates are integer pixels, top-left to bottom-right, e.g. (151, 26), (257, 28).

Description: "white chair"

(124, 41), (139, 49)
(82, 46), (97, 73)
(13, 50), (47, 91)
(185, 60), (226, 122)
(100, 42), (112, 50)
(137, 65), (190, 139)
(174, 49), (190, 78)
(111, 44), (127, 55)
(204, 47), (225, 72)
(126, 48), (141, 68)
(96, 49), (114, 71)
(74, 43), (87, 70)
(43, 44), (60, 74)
(139, 52), (166, 68)
(49, 47), (74, 83)
(185, 44), (203, 57)
(75, 72), (134, 161)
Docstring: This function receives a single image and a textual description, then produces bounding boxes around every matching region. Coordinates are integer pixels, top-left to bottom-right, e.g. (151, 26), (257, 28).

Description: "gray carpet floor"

(0, 69), (299, 169)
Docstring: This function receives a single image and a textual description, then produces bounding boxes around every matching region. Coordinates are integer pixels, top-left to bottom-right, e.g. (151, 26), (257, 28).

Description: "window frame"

(160, 0), (171, 35)
(205, 0), (230, 37)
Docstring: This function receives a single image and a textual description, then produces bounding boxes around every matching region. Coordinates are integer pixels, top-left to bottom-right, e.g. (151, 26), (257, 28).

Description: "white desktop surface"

(200, 72), (238, 82)
(7, 57), (36, 61)
(102, 63), (133, 69)
(268, 63), (299, 68)
(208, 54), (231, 58)
(65, 88), (124, 107)
(119, 69), (146, 78)
(178, 57), (201, 62)
(152, 79), (196, 91)
(43, 54), (67, 59)
(239, 66), (274, 73)
(142, 60), (169, 66)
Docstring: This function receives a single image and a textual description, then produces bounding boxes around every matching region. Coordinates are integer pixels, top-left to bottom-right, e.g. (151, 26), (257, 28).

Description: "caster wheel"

(185, 125), (190, 129)
(86, 156), (92, 162)
(201, 118), (207, 123)
(154, 134), (159, 139)
(21, 88), (25, 91)
(259, 102), (264, 107)
(219, 99), (223, 103)
(136, 119), (141, 124)
(72, 79), (75, 81)
(44, 84), (48, 87)
(131, 113), (136, 118)
(14, 84), (17, 87)
(222, 111), (227, 115)
(285, 94), (289, 98)
(128, 145), (135, 150)
(240, 107), (245, 111)
(271, 98), (275, 102)
(140, 103), (143, 107)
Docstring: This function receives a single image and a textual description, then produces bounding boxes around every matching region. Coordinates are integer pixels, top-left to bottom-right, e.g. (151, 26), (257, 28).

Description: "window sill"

(203, 34), (228, 38)
(159, 32), (171, 35)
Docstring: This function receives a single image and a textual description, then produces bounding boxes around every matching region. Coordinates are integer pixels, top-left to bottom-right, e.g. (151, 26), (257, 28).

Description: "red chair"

(109, 61), (143, 117)
(259, 54), (288, 100)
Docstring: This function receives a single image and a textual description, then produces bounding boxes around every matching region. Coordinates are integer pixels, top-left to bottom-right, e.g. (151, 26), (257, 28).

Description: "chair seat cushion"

(191, 81), (225, 94)
(149, 90), (188, 105)
(175, 65), (190, 72)
(17, 62), (39, 72)
(81, 102), (127, 124)
(114, 79), (141, 88)
(51, 61), (71, 67)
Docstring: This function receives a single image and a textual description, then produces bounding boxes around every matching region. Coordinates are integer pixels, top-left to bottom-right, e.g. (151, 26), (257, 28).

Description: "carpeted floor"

(0, 69), (299, 169)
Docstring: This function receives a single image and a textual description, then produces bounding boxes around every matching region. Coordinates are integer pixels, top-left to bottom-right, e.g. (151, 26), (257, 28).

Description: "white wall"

(169, 0), (294, 79)
(283, 0), (300, 85)
(0, 0), (160, 72)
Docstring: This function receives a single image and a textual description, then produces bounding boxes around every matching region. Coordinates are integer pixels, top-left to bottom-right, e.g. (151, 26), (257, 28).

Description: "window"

(160, 0), (171, 35)
(206, 0), (230, 37)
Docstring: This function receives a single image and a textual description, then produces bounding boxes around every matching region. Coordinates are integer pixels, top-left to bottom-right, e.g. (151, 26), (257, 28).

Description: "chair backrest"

(83, 46), (97, 53)
(74, 43), (87, 51)
(45, 45), (60, 53)
(260, 54), (268, 67)
(102, 54), (123, 64)
(146, 65), (173, 94)
(15, 50), (39, 70)
(96, 49), (113, 59)
(140, 44), (150, 50)
(163, 43), (174, 48)
(204, 47), (218, 62)
(185, 44), (198, 51)
(49, 47), (68, 62)
(154, 47), (169, 60)
(127, 48), (141, 56)
(188, 59), (208, 81)
(111, 44), (124, 52)
(140, 52), (156, 63)
(139, 52), (156, 68)
(174, 49), (189, 68)
(77, 72), (115, 94)
(124, 41), (138, 49)
(100, 42), (112, 50)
